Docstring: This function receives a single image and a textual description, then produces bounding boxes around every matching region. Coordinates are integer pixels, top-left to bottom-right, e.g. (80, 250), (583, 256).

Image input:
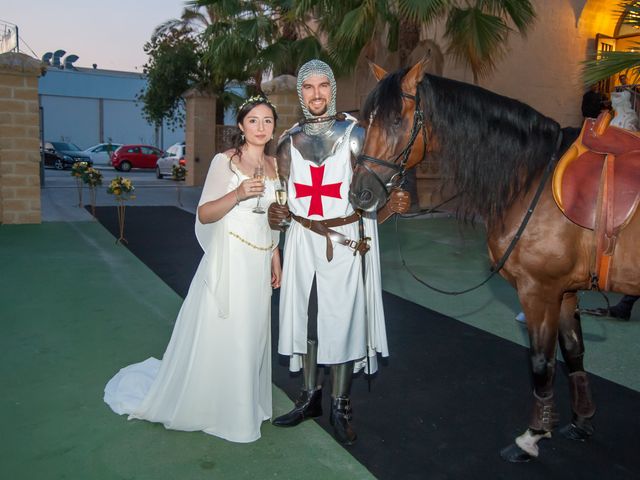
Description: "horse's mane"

(362, 69), (563, 226)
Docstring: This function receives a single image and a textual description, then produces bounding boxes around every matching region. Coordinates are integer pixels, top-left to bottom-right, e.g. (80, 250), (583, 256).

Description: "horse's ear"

(401, 57), (430, 92)
(368, 60), (388, 82)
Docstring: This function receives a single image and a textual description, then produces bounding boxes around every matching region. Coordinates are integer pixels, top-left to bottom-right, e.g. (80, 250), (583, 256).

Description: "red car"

(111, 144), (164, 171)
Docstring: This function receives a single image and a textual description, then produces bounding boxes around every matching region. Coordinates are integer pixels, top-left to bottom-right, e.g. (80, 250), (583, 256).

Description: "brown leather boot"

(330, 396), (357, 445)
(272, 388), (323, 427)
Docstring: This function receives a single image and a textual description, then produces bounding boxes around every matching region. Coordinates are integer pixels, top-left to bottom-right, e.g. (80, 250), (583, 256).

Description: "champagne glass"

(252, 165), (265, 214)
(275, 178), (290, 228)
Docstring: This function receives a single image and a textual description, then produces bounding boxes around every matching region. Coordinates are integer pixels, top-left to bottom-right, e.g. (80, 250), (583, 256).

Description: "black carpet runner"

(92, 206), (640, 480)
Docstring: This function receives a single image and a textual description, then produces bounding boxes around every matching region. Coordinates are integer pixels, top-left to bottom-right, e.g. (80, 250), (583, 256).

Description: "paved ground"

(1, 166), (636, 479)
(40, 165), (640, 391)
(41, 167), (203, 221)
(3, 167), (373, 480)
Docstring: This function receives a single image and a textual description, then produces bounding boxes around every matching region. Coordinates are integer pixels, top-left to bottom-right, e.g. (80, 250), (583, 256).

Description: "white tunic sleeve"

(195, 153), (237, 318)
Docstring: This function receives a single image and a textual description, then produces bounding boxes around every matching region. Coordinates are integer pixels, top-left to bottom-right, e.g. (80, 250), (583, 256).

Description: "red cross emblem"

(294, 164), (342, 217)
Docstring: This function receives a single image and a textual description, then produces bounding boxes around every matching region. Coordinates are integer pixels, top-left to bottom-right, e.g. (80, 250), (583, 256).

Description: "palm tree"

(188, 0), (325, 89)
(153, 3), (219, 37)
(294, 0), (536, 83)
(583, 1), (640, 86)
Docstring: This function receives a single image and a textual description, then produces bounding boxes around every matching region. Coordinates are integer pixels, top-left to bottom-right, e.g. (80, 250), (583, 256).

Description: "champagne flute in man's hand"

(275, 178), (289, 228)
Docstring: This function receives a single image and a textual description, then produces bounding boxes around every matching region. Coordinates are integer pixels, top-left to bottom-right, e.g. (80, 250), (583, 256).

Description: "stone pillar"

(262, 75), (300, 142)
(183, 88), (217, 187)
(0, 52), (43, 224)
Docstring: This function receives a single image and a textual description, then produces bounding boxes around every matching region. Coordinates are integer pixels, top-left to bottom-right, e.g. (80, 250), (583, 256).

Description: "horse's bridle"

(356, 91), (427, 195)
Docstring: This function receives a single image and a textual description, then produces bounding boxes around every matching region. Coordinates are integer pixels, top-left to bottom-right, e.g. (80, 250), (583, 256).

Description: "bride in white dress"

(104, 97), (281, 443)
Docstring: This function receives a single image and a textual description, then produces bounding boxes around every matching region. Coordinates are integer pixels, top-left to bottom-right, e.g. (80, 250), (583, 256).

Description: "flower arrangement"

(71, 161), (90, 178)
(82, 167), (103, 218)
(172, 164), (187, 181)
(83, 167), (103, 187)
(107, 176), (136, 200)
(172, 163), (187, 206)
(107, 176), (135, 244)
(71, 161), (90, 207)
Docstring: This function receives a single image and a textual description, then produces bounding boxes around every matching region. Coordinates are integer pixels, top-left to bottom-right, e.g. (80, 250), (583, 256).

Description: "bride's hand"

(235, 178), (264, 201)
(271, 248), (281, 288)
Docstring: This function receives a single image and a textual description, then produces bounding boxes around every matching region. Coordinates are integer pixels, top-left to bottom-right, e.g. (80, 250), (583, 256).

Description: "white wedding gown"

(104, 153), (279, 443)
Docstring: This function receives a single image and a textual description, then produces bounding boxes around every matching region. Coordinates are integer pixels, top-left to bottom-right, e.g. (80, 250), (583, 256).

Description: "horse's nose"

(358, 189), (373, 205)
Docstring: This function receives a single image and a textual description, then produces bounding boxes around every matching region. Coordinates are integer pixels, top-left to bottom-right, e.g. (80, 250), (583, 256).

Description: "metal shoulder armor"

(348, 121), (365, 158)
(288, 117), (361, 166)
(275, 132), (295, 180)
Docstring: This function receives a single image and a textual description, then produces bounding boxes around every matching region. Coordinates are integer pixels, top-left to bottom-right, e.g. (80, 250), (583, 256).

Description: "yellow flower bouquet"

(172, 164), (187, 181)
(83, 167), (103, 218)
(107, 176), (135, 244)
(107, 176), (136, 200)
(71, 161), (90, 207)
(172, 164), (187, 206)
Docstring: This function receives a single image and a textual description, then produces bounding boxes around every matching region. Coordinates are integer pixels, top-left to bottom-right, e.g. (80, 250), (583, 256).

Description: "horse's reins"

(398, 131), (564, 295)
(356, 92), (427, 194)
(359, 85), (565, 295)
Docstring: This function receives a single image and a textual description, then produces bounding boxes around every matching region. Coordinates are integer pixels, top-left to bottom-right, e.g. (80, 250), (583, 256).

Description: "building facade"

(39, 66), (183, 151)
(338, 0), (626, 129)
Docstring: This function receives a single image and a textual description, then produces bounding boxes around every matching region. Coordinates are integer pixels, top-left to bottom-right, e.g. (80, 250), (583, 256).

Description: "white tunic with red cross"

(278, 121), (389, 372)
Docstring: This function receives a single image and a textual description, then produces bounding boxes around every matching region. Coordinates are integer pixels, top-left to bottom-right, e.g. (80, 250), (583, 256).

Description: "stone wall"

(262, 75), (301, 143)
(0, 52), (42, 224)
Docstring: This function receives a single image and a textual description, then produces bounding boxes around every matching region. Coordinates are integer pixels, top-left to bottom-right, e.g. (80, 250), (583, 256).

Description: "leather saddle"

(552, 111), (640, 290)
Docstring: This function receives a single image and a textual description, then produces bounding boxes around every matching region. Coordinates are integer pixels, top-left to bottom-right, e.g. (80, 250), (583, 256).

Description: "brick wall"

(0, 53), (42, 224)
(183, 88), (216, 187)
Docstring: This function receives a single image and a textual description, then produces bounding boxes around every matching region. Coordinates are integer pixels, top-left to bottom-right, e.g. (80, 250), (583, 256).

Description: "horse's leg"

(501, 294), (561, 462)
(557, 292), (596, 440)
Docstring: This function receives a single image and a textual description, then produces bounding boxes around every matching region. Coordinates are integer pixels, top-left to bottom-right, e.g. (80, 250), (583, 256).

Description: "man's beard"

(309, 100), (328, 117)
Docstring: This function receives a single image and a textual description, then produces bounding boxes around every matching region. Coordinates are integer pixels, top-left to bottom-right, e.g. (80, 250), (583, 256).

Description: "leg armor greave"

(303, 339), (321, 391)
(330, 361), (353, 398)
(329, 361), (357, 444)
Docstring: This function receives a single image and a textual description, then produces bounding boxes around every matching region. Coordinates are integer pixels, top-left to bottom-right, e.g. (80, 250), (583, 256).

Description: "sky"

(2, 1), (188, 72)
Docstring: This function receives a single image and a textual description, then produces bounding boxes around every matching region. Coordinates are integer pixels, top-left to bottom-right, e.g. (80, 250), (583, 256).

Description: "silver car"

(84, 143), (122, 167)
(156, 142), (186, 179)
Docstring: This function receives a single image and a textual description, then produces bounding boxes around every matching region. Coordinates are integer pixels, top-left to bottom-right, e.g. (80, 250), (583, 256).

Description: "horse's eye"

(393, 116), (402, 128)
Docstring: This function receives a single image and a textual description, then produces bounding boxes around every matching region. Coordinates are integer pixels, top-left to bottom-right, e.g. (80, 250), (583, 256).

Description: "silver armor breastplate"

(289, 119), (365, 166)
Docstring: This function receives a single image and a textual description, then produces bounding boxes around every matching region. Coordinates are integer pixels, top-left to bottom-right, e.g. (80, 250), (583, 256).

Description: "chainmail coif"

(296, 60), (337, 136)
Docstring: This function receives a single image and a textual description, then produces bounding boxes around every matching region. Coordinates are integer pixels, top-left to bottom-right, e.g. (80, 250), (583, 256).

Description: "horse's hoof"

(560, 422), (593, 441)
(500, 443), (534, 463)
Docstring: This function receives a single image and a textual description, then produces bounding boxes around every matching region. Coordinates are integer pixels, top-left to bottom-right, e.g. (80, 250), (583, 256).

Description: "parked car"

(42, 141), (93, 170)
(155, 142), (186, 179)
(111, 144), (164, 171)
(83, 142), (122, 167)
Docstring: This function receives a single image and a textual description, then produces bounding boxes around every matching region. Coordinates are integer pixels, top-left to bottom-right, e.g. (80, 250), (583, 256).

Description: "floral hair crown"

(239, 95), (276, 112)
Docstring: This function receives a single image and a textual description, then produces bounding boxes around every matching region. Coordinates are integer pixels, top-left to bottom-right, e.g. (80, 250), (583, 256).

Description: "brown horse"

(350, 60), (640, 462)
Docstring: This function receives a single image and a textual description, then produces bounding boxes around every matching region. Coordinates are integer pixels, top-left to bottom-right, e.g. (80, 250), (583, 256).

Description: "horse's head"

(350, 59), (430, 211)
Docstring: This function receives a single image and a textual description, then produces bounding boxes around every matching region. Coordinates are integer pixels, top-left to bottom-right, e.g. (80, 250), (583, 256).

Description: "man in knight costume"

(268, 59), (409, 444)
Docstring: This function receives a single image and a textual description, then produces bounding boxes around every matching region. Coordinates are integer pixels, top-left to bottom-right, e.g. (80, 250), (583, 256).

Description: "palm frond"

(153, 18), (190, 38)
(396, 0), (450, 24)
(478, 0), (536, 34)
(617, 0), (640, 28)
(583, 49), (640, 85)
(445, 7), (510, 81)
(331, 3), (377, 50)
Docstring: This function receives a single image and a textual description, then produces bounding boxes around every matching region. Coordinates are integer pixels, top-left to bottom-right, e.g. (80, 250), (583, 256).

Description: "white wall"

(39, 67), (185, 150)
(40, 95), (99, 149)
(103, 99), (156, 146)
